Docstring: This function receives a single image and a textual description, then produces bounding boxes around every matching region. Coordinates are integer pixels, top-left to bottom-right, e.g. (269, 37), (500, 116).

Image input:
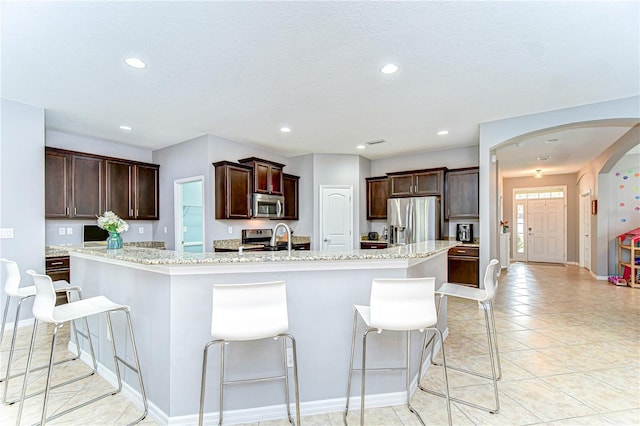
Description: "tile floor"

(1, 262), (639, 425)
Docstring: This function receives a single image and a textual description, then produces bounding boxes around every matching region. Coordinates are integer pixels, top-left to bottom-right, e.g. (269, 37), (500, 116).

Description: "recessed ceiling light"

(381, 64), (398, 74)
(119, 125), (132, 131)
(280, 127), (291, 133)
(124, 57), (146, 69)
(437, 130), (449, 136)
(356, 145), (366, 150)
(537, 155), (551, 161)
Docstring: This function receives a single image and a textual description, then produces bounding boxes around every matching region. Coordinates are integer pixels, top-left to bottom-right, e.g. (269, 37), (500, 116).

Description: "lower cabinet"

(45, 256), (70, 305)
(360, 241), (388, 249)
(447, 246), (479, 287)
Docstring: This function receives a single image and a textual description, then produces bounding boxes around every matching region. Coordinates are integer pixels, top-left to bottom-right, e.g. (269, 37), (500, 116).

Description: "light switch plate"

(66, 227), (73, 235)
(0, 228), (14, 239)
(59, 227), (66, 235)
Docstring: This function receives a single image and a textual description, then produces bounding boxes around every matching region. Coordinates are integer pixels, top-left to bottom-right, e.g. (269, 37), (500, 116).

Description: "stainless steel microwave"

(252, 193), (285, 219)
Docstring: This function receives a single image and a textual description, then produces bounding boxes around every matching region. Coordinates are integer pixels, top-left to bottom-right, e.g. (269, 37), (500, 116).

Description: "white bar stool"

(16, 270), (148, 426)
(199, 281), (300, 426)
(419, 259), (502, 414)
(0, 258), (82, 405)
(343, 277), (452, 426)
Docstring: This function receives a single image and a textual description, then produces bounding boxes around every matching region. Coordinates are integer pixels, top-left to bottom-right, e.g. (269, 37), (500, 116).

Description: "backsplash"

(45, 220), (159, 246)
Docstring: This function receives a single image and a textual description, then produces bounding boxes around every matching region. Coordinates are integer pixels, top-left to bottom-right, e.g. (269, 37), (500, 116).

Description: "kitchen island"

(67, 241), (458, 425)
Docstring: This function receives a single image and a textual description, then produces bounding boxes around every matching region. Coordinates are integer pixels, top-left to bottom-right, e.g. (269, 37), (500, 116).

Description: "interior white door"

(320, 186), (353, 252)
(174, 177), (205, 253)
(582, 194), (591, 270)
(527, 199), (565, 263)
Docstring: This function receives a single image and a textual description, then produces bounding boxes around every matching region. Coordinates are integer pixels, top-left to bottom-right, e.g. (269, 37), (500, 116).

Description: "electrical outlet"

(286, 347), (293, 368)
(163, 226), (168, 234)
(138, 226), (144, 234)
(58, 227), (66, 236)
(228, 226), (233, 234)
(0, 228), (14, 239)
(66, 227), (73, 235)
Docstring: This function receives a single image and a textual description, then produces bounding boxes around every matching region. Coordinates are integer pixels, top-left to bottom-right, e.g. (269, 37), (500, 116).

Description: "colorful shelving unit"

(618, 227), (640, 288)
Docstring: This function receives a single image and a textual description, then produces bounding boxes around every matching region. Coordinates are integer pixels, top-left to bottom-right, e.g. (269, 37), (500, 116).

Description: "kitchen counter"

(68, 240), (455, 423)
(45, 241), (165, 257)
(65, 240), (457, 268)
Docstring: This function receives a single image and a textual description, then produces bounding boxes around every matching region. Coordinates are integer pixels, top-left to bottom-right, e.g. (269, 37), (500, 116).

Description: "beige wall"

(502, 173), (578, 264)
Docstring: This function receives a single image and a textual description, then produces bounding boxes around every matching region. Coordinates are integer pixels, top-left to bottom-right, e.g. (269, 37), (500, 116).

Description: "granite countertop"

(213, 236), (311, 250)
(67, 240), (460, 266)
(46, 241), (166, 257)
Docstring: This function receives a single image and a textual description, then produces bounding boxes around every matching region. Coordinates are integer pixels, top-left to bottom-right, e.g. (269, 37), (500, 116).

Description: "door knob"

(323, 238), (330, 242)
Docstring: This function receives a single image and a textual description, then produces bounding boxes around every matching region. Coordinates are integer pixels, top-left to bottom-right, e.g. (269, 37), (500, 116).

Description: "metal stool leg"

(343, 310), (358, 425)
(2, 297), (30, 403)
(0, 296), (10, 360)
(282, 338), (292, 424)
(488, 301), (502, 380)
(286, 335), (300, 426)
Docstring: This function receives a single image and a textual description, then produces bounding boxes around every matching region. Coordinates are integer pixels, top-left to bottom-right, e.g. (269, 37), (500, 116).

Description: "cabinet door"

(414, 170), (442, 196)
(254, 162), (270, 194)
(366, 177), (388, 220)
(105, 160), (133, 219)
(215, 163), (252, 219)
(388, 174), (414, 197)
(45, 150), (70, 218)
(269, 166), (283, 195)
(282, 174), (299, 220)
(71, 154), (103, 218)
(446, 168), (479, 219)
(134, 164), (159, 219)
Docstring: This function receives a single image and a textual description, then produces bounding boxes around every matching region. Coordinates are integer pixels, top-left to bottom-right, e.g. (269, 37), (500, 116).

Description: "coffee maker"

(456, 224), (473, 243)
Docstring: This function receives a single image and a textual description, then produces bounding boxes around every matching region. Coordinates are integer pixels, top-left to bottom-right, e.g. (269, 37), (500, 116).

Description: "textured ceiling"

(2, 1), (639, 176)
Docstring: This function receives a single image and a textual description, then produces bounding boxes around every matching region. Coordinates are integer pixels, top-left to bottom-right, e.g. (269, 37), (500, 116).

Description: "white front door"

(527, 199), (565, 263)
(320, 186), (353, 252)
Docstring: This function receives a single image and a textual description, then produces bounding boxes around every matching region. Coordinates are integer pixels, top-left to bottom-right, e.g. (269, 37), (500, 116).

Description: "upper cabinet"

(445, 167), (479, 220)
(105, 160), (160, 220)
(282, 173), (300, 220)
(213, 161), (253, 219)
(238, 157), (285, 195)
(387, 168), (445, 198)
(366, 176), (389, 220)
(45, 147), (159, 220)
(45, 148), (104, 219)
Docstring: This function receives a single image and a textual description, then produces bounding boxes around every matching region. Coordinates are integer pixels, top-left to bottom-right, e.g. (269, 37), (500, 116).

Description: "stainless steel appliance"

(387, 197), (440, 246)
(252, 193), (285, 219)
(456, 223), (473, 243)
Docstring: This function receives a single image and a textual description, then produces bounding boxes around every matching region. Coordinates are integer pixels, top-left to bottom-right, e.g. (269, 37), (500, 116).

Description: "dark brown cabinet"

(214, 161), (253, 219)
(104, 160), (160, 220)
(360, 241), (388, 249)
(447, 246), (479, 287)
(387, 168), (445, 198)
(282, 173), (300, 220)
(45, 148), (104, 219)
(239, 157), (285, 195)
(45, 147), (159, 221)
(446, 167), (479, 220)
(46, 256), (70, 305)
(366, 176), (389, 220)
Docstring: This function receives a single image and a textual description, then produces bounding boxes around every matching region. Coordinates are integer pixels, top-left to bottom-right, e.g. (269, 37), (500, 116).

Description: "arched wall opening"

(478, 96), (640, 279)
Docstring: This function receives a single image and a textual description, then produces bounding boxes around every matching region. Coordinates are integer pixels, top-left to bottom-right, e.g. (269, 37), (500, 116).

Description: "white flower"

(96, 211), (129, 234)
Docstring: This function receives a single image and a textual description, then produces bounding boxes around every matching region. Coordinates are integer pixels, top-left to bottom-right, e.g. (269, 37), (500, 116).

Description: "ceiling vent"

(366, 139), (387, 146)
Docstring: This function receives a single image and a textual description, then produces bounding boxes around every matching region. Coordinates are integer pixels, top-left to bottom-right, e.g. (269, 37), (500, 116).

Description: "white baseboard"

(2, 317), (34, 331)
(70, 327), (449, 426)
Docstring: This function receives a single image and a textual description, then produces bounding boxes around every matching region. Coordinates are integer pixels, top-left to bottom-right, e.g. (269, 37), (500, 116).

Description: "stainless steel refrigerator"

(387, 197), (440, 245)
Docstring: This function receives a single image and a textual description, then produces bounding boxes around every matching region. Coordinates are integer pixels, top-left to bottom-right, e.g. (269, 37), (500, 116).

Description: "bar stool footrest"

(418, 385), (499, 414)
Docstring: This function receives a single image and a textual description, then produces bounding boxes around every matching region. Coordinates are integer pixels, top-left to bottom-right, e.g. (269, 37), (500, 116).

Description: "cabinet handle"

(50, 261), (63, 266)
(130, 209), (134, 216)
(65, 206), (69, 216)
(136, 209), (139, 217)
(74, 207), (77, 216)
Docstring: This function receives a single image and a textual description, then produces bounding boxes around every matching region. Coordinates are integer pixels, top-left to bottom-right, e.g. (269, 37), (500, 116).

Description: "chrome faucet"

(271, 223), (292, 255)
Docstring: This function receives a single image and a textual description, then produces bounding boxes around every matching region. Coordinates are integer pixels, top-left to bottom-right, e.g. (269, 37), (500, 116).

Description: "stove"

(241, 229), (273, 246)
